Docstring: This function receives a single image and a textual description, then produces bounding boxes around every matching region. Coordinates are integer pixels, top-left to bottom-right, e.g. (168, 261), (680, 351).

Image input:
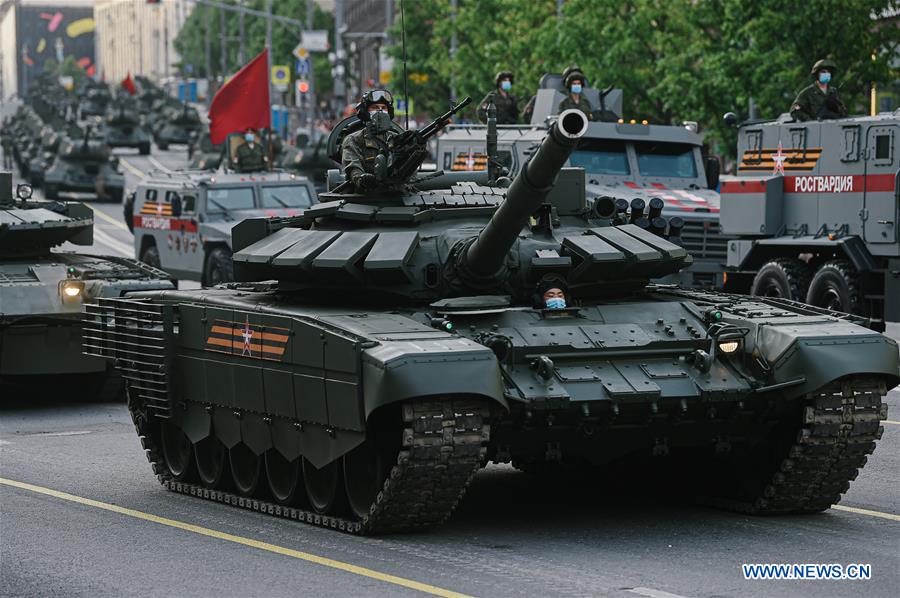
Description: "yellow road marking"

(882, 420), (900, 426)
(832, 504), (900, 522)
(91, 206), (130, 232)
(0, 477), (471, 598)
(118, 157), (145, 178)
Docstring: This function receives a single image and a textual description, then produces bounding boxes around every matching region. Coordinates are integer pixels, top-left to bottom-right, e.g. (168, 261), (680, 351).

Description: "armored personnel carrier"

(85, 109), (896, 534)
(0, 173), (173, 398)
(43, 127), (126, 202)
(720, 111), (899, 326)
(438, 73), (727, 289)
(154, 105), (203, 150)
(104, 99), (152, 155)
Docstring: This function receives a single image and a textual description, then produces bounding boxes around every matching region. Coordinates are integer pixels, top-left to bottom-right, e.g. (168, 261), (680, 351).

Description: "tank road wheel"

(302, 458), (341, 514)
(194, 435), (228, 489)
(806, 260), (859, 314)
(229, 443), (263, 497)
(161, 421), (195, 481)
(750, 259), (811, 302)
(265, 450), (302, 506)
(203, 247), (234, 287)
(140, 244), (161, 269)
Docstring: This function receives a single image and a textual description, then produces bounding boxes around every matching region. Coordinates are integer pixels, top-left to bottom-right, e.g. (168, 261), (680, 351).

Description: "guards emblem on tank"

(205, 316), (289, 361)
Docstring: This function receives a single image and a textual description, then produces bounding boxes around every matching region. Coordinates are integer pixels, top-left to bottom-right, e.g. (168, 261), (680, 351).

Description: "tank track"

(708, 376), (888, 514)
(128, 395), (490, 535)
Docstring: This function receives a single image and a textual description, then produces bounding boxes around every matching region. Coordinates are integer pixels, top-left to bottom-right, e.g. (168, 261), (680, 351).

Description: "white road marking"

(23, 431), (93, 438)
(627, 587), (690, 598)
(148, 156), (172, 173)
(118, 157), (145, 178)
(93, 226), (134, 257)
(91, 206), (130, 232)
(0, 440), (11, 446)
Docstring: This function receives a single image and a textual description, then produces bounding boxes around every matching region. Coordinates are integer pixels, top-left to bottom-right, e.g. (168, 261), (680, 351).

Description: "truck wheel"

(140, 244), (161, 268)
(203, 247), (234, 287)
(806, 260), (859, 314)
(157, 140), (168, 151)
(750, 259), (811, 302)
(44, 183), (59, 199)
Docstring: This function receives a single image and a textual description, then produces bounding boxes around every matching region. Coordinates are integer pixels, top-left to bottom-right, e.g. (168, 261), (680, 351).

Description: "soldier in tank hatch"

(558, 70), (593, 120)
(341, 89), (400, 193)
(233, 128), (269, 172)
(535, 275), (570, 309)
(790, 59), (848, 122)
(477, 71), (519, 124)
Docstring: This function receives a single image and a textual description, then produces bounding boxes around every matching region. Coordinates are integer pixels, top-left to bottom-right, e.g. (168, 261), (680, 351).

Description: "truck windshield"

(635, 142), (697, 178)
(260, 185), (313, 208)
(569, 140), (630, 175)
(206, 187), (255, 211)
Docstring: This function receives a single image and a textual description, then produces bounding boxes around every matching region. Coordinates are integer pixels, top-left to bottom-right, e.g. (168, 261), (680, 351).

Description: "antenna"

(400, 0), (410, 129)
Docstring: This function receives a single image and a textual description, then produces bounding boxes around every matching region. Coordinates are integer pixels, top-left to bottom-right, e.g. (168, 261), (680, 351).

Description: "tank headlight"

(59, 280), (85, 303)
(718, 340), (740, 354)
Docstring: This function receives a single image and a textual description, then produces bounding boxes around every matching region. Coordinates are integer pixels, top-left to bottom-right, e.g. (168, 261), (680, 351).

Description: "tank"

(187, 126), (224, 170)
(27, 121), (64, 188)
(80, 86), (112, 119)
(104, 98), (152, 155)
(276, 129), (333, 189)
(154, 105), (203, 150)
(0, 172), (174, 398)
(43, 127), (126, 202)
(84, 109), (897, 534)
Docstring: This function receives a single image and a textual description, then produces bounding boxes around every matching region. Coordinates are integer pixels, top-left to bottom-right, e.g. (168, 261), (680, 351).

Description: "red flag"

(121, 72), (136, 96)
(209, 49), (271, 144)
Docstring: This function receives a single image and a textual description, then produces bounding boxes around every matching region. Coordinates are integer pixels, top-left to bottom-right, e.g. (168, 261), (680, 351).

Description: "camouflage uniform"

(341, 128), (397, 191)
(791, 84), (848, 122)
(234, 141), (268, 172)
(558, 94), (593, 120)
(476, 90), (519, 124)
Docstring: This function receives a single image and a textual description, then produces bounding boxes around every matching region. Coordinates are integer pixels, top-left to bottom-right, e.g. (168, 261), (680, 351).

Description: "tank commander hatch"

(535, 275), (570, 310)
(790, 59), (848, 122)
(341, 89), (400, 193)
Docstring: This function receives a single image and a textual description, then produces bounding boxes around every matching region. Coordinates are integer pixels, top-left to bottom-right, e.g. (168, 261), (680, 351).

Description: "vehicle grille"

(83, 298), (174, 417)
(679, 220), (729, 262)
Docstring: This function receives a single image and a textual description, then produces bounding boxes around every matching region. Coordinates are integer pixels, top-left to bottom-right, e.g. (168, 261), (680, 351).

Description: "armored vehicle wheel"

(303, 458), (341, 514)
(157, 141), (168, 151)
(750, 259), (811, 301)
(194, 435), (228, 489)
(140, 244), (161, 269)
(139, 142), (151, 155)
(229, 443), (262, 497)
(203, 247), (234, 287)
(44, 183), (59, 199)
(161, 421), (195, 481)
(806, 260), (859, 314)
(265, 450), (302, 505)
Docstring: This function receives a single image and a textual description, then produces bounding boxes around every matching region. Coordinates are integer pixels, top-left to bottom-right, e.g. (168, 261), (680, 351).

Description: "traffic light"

(296, 79), (310, 108)
(146, 0), (161, 4)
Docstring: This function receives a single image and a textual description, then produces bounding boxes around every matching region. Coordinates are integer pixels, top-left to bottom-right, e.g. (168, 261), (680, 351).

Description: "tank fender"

(361, 339), (507, 417)
(755, 322), (900, 397)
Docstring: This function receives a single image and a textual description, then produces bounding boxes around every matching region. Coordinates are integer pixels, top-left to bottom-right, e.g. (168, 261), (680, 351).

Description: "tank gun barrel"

(463, 109), (589, 278)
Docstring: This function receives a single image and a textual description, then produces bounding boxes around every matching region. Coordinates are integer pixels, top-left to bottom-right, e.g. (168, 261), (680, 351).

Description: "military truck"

(131, 170), (317, 285)
(720, 111), (899, 326)
(437, 73), (726, 288)
(43, 127), (126, 202)
(84, 108), (896, 535)
(0, 173), (173, 399)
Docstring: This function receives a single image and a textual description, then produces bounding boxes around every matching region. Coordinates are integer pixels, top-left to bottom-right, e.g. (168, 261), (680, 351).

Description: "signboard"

(301, 30), (330, 52)
(292, 45), (308, 60)
(296, 58), (311, 76)
(271, 65), (290, 92)
(395, 97), (414, 116)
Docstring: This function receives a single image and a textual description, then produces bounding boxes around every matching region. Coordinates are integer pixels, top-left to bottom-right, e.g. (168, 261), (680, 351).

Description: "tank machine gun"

(84, 109), (897, 535)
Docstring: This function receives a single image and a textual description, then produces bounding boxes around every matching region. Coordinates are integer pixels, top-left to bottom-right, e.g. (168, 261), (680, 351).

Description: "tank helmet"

(533, 274), (570, 307)
(810, 59), (837, 77)
(561, 64), (583, 81)
(564, 71), (587, 88)
(355, 89), (395, 122)
(495, 71), (514, 86)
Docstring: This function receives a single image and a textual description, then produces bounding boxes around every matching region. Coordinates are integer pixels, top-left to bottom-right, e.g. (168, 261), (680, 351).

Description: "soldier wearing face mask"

(558, 71), (593, 120)
(790, 59), (848, 122)
(341, 89), (399, 192)
(234, 128), (269, 172)
(477, 71), (519, 124)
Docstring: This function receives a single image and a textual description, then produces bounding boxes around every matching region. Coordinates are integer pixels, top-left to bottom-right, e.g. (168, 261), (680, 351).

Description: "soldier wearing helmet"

(341, 89), (400, 192)
(477, 71), (519, 124)
(790, 59), (848, 122)
(558, 70), (593, 120)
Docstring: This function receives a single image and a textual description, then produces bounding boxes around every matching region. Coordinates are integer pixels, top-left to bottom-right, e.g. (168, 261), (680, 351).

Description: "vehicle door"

(156, 189), (204, 275)
(863, 124), (898, 245)
(202, 185), (257, 250)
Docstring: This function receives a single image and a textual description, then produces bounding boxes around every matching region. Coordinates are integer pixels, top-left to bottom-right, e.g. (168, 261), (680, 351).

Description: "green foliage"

(390, 0), (899, 155)
(173, 0), (335, 95)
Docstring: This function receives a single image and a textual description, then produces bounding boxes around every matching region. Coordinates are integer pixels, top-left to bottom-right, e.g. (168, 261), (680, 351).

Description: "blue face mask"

(500, 80), (512, 91)
(244, 134), (254, 142)
(818, 72), (831, 85)
(570, 84), (582, 94)
(545, 297), (566, 310)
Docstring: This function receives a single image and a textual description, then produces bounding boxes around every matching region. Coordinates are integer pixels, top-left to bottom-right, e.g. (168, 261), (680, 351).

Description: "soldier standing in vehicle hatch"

(233, 128), (269, 172)
(790, 59), (848, 122)
(477, 71), (519, 124)
(558, 70), (593, 120)
(341, 89), (400, 193)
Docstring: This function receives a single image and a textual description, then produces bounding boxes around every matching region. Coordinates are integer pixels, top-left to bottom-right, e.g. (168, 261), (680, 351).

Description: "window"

(182, 195), (196, 213)
(569, 139), (630, 175)
(875, 135), (891, 160)
(260, 185), (313, 209)
(206, 187), (255, 211)
(634, 142), (698, 178)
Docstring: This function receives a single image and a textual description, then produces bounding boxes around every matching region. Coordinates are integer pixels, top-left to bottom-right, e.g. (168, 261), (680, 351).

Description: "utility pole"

(334, 0), (346, 108)
(238, 0), (245, 65)
(163, 3), (170, 79)
(306, 0), (316, 126)
(219, 3), (227, 77)
(265, 0), (273, 105)
(450, 0), (457, 100)
(204, 3), (211, 83)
